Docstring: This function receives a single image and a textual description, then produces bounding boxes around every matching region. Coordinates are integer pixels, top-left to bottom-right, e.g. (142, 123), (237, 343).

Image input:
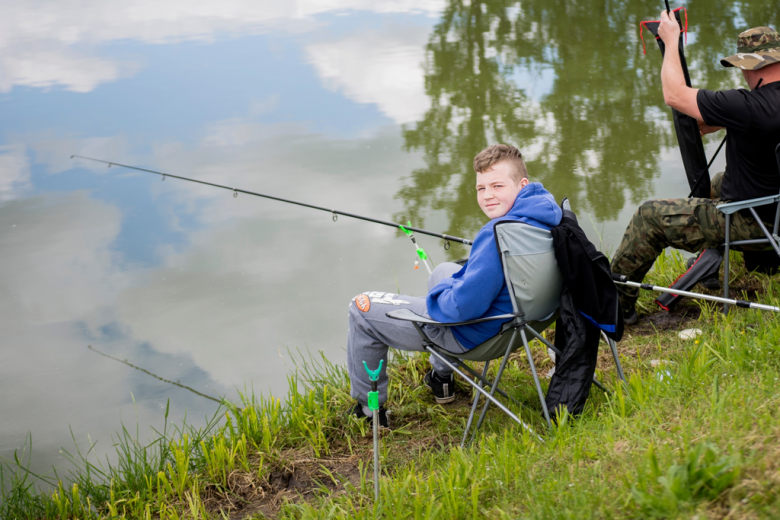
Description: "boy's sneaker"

(347, 402), (390, 429)
(623, 305), (638, 326)
(424, 370), (457, 404)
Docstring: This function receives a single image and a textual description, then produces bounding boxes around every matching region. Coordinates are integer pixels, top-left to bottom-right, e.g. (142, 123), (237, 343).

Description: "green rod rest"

(362, 360), (384, 382)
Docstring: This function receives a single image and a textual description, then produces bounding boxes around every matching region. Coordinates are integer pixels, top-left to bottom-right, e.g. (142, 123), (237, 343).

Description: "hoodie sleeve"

(426, 225), (505, 322)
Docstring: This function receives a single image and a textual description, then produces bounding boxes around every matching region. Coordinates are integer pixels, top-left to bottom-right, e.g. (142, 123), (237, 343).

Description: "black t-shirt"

(697, 82), (780, 222)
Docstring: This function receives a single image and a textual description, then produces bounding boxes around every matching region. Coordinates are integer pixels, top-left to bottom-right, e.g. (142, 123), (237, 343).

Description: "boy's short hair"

(473, 144), (528, 183)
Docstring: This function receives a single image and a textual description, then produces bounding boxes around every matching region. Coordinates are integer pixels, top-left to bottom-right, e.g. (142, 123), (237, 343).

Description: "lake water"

(1, 0), (776, 481)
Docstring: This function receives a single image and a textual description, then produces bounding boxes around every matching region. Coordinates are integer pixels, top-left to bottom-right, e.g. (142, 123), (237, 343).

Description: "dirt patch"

(440, 390), (475, 410)
(637, 303), (701, 334)
(202, 454), (363, 519)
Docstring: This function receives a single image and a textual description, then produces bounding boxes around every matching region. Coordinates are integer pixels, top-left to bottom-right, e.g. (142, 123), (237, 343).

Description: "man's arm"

(658, 9), (703, 120)
(698, 119), (724, 136)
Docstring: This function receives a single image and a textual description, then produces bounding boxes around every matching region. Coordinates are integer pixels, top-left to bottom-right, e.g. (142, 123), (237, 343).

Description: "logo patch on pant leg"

(354, 294), (371, 312)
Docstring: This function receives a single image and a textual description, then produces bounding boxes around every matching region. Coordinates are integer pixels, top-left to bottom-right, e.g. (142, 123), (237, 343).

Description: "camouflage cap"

(721, 26), (780, 71)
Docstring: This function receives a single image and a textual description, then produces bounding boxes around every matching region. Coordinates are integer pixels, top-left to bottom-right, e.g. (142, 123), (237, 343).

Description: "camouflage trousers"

(610, 172), (771, 308)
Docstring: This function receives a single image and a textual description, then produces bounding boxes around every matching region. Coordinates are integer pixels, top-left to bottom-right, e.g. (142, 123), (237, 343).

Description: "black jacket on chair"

(551, 209), (623, 342)
(545, 209), (623, 417)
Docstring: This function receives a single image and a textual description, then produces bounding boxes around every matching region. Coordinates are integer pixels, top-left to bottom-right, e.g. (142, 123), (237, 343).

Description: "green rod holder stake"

(363, 360), (383, 503)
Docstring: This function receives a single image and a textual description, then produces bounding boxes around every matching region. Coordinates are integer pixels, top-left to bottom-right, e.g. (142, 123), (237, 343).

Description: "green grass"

(3, 250), (780, 519)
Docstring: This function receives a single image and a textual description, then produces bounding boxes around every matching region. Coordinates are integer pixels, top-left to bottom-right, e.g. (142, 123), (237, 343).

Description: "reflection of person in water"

(611, 12), (780, 324)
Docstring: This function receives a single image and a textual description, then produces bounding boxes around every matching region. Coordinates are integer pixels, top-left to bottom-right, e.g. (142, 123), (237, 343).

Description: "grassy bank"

(3, 250), (780, 519)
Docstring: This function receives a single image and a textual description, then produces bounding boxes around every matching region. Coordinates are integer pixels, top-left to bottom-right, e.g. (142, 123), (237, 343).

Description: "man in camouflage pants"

(612, 14), (780, 323)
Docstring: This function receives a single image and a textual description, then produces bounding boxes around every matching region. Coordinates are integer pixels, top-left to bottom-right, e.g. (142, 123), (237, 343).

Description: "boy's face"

(476, 161), (528, 219)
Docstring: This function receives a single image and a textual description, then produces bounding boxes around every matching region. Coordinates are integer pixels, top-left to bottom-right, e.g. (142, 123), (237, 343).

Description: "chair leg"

(461, 360), (490, 448)
(469, 335), (517, 445)
(525, 326), (606, 394)
(600, 331), (626, 383)
(521, 328), (552, 428)
(608, 337), (626, 383)
(749, 207), (780, 257)
(526, 325), (617, 394)
(523, 327), (560, 357)
(434, 351), (524, 408)
(724, 214), (731, 315)
(425, 346), (543, 442)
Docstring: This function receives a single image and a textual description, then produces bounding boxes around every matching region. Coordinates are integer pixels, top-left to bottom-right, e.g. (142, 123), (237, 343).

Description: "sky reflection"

(0, 0), (445, 479)
(1, 0), (775, 481)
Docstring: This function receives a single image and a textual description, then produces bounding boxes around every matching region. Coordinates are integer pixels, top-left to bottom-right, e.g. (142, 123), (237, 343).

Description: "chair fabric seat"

(448, 314), (557, 362)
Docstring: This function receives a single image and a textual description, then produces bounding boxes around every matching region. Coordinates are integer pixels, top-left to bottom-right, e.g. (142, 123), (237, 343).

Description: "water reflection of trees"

(396, 0), (780, 258)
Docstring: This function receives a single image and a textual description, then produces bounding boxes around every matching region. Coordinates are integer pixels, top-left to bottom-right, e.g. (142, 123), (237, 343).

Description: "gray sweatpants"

(347, 262), (469, 410)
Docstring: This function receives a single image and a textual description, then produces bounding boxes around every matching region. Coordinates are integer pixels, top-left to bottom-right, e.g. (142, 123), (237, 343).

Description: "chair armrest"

(717, 195), (780, 215)
(386, 308), (518, 327)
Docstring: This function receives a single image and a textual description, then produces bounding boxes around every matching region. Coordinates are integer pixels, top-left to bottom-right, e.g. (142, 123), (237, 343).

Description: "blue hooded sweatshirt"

(426, 183), (562, 349)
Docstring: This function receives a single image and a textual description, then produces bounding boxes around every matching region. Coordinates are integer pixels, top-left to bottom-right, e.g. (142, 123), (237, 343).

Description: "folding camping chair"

(719, 144), (780, 312)
(387, 221), (626, 445)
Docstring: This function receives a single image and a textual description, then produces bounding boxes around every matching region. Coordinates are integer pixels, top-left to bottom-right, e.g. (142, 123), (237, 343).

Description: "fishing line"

(70, 155), (472, 247)
(400, 222), (434, 274)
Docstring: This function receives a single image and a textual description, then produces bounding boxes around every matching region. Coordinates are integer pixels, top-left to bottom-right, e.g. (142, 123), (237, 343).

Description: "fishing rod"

(611, 274), (780, 312)
(70, 155), (472, 247)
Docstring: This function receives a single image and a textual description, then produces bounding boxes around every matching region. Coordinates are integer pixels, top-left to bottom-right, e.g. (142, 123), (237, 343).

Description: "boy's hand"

(658, 9), (681, 46)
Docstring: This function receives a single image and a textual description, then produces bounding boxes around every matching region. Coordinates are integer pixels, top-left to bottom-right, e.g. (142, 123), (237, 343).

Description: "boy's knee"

(351, 293), (371, 313)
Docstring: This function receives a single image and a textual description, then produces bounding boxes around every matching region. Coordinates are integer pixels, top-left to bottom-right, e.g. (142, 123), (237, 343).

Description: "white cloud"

(0, 1), (445, 46)
(0, 0), (444, 93)
(0, 145), (32, 201)
(0, 43), (126, 93)
(306, 27), (431, 123)
(0, 192), (222, 477)
(0, 192), (126, 325)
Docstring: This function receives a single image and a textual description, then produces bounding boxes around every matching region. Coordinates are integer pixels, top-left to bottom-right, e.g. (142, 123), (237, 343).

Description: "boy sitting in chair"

(347, 144), (562, 427)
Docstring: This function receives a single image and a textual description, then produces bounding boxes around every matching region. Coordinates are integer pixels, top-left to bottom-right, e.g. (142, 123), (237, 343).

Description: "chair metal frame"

(718, 144), (780, 312)
(387, 221), (626, 446)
